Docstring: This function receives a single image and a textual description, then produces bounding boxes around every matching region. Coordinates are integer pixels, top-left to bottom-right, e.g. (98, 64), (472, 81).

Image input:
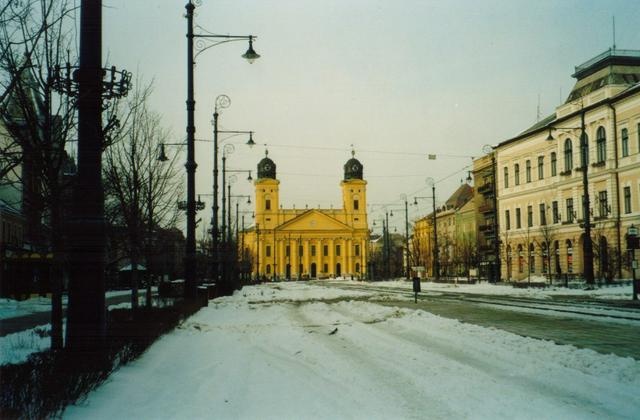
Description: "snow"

(0, 324), (52, 365)
(65, 282), (640, 419)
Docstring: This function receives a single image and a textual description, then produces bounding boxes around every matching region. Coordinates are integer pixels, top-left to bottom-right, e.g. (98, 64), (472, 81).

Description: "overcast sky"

(102, 0), (640, 234)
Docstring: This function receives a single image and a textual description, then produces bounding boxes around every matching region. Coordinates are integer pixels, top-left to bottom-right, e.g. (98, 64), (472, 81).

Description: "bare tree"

(103, 83), (182, 309)
(457, 232), (477, 280)
(0, 0), (79, 350)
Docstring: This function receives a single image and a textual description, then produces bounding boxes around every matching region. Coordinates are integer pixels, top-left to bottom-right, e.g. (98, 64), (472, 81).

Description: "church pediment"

(276, 210), (353, 232)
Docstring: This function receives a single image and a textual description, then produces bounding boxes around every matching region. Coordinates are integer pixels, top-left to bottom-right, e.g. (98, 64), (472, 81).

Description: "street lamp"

(414, 177), (439, 280)
(184, 0), (259, 300)
(545, 107), (595, 285)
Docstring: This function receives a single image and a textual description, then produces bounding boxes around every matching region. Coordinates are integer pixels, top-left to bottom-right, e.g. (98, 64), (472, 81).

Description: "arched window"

(517, 245), (524, 273)
(621, 128), (629, 157)
(564, 139), (573, 171)
(580, 132), (589, 167)
(529, 243), (535, 273)
(596, 126), (606, 163)
(550, 152), (557, 176)
(514, 164), (520, 185)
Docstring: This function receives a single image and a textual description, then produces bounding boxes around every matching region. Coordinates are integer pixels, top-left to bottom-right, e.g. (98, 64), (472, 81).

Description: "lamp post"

(415, 177), (439, 280)
(184, 0), (259, 300)
(546, 108), (594, 285)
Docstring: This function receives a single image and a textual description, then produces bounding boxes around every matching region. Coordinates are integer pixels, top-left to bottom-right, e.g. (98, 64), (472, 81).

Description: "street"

(64, 282), (640, 419)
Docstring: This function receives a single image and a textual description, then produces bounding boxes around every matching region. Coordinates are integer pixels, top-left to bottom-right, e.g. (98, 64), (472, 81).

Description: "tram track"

(313, 281), (640, 323)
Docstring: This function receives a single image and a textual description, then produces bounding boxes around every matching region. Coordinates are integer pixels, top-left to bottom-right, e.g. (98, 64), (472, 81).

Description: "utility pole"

(211, 108), (220, 282)
(404, 198), (410, 280)
(66, 0), (106, 351)
(432, 185), (439, 281)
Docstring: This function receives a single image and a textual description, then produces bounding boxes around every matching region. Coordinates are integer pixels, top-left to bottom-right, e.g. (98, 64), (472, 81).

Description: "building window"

(286, 245), (290, 257)
(538, 156), (544, 180)
(311, 245), (316, 256)
(517, 245), (524, 273)
(598, 191), (608, 218)
(299, 245), (303, 257)
(552, 201), (559, 224)
(566, 198), (574, 223)
(623, 186), (631, 214)
(266, 246), (271, 257)
(621, 128), (629, 157)
(566, 240), (573, 273)
(529, 243), (535, 273)
(505, 210), (511, 230)
(596, 126), (606, 163)
(336, 245), (341, 256)
(539, 203), (546, 226)
(323, 245), (328, 256)
(514, 164), (520, 185)
(265, 199), (271, 210)
(564, 139), (573, 171)
(355, 244), (360, 256)
(580, 132), (589, 167)
(323, 263), (328, 273)
(503, 167), (509, 188)
(516, 208), (521, 229)
(525, 160), (531, 183)
(551, 152), (557, 176)
(353, 199), (359, 210)
(527, 206), (533, 227)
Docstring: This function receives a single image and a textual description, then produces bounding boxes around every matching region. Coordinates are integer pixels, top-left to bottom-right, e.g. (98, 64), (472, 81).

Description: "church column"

(278, 239), (285, 278)
(316, 238), (322, 276)
(329, 238), (335, 277)
(291, 237), (297, 279)
(345, 238), (352, 276)
(304, 239), (311, 277)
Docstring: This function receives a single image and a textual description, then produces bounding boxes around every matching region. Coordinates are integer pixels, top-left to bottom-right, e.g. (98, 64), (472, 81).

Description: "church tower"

(254, 150), (279, 230)
(341, 150), (367, 229)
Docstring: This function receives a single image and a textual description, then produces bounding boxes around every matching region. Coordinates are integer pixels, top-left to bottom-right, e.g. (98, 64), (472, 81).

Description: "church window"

(323, 245), (328, 256)
(286, 246), (290, 257)
(355, 244), (360, 256)
(311, 245), (316, 256)
(266, 246), (271, 257)
(265, 199), (271, 210)
(354, 199), (359, 210)
(336, 245), (341, 256)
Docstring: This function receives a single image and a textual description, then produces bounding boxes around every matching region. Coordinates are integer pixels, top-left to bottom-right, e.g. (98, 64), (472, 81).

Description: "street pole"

(227, 184), (232, 243)
(580, 110), (595, 285)
(66, 0), (106, 351)
(183, 1), (197, 299)
(212, 109), (219, 281)
(385, 211), (390, 279)
(492, 154), (501, 283)
(235, 201), (239, 243)
(256, 223), (260, 281)
(241, 214), (245, 282)
(404, 198), (410, 280)
(221, 154), (227, 245)
(432, 185), (439, 281)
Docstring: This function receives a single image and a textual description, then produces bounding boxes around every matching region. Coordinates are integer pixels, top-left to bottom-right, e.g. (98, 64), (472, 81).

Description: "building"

(496, 49), (640, 282)
(472, 152), (500, 281)
(241, 151), (369, 280)
(411, 183), (475, 278)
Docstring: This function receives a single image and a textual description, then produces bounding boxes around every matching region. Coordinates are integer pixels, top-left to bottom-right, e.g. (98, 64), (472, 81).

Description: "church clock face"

(351, 164), (359, 171)
(264, 164), (271, 171)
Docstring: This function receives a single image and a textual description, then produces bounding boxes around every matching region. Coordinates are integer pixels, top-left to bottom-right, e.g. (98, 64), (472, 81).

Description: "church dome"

(257, 150), (276, 179)
(343, 151), (363, 180)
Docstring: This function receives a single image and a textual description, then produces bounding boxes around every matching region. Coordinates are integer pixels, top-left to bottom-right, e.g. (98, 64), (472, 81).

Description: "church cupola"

(343, 149), (363, 180)
(257, 149), (276, 179)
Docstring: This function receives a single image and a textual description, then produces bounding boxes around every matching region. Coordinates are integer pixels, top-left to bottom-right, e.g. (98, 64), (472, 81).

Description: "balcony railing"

(574, 49), (640, 74)
(477, 183), (493, 194)
(478, 204), (494, 213)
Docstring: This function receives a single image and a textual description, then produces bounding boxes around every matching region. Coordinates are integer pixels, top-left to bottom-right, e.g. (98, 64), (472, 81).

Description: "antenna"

(612, 16), (616, 51)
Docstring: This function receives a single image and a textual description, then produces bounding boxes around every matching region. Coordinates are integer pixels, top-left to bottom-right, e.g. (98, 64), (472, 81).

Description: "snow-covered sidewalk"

(65, 282), (639, 419)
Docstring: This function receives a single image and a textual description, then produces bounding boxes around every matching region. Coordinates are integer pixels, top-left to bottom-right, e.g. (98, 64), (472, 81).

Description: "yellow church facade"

(241, 152), (369, 280)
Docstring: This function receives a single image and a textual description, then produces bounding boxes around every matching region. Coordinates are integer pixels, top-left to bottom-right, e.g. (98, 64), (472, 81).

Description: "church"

(241, 151), (369, 280)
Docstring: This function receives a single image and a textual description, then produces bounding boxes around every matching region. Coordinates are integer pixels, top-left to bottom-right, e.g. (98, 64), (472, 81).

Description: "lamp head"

(546, 129), (555, 141)
(242, 36), (260, 63)
(413, 197), (418, 206)
(247, 171), (253, 181)
(158, 143), (169, 162)
(246, 131), (256, 147)
(466, 171), (472, 183)
(247, 197), (251, 204)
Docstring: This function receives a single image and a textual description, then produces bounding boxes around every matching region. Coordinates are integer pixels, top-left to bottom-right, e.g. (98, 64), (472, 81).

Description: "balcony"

(478, 224), (494, 232)
(478, 204), (494, 214)
(477, 183), (493, 194)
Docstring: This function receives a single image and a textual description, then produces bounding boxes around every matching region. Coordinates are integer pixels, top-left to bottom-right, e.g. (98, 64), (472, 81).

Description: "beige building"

(411, 183), (475, 278)
(496, 49), (640, 282)
(472, 152), (499, 281)
(241, 151), (369, 280)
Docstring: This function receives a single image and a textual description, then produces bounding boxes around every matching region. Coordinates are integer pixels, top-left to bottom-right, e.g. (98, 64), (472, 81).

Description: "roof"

(445, 183), (473, 210)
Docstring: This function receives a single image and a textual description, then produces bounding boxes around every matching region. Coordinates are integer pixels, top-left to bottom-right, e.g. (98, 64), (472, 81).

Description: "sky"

(101, 0), (640, 235)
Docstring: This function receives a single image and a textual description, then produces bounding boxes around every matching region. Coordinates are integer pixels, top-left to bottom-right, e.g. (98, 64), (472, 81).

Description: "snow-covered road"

(65, 282), (640, 419)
